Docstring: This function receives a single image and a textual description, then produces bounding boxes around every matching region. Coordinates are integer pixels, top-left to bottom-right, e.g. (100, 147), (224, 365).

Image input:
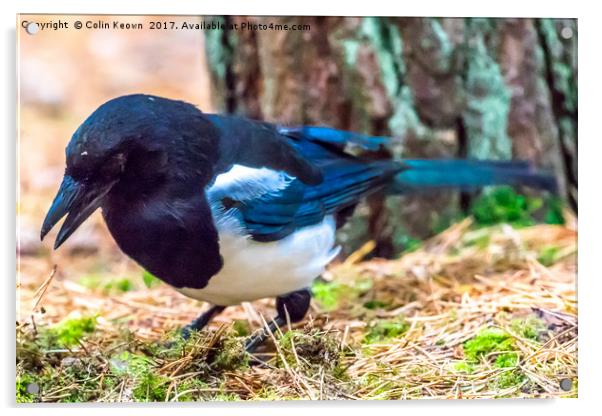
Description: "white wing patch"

(208, 164), (293, 203)
(206, 164), (295, 236)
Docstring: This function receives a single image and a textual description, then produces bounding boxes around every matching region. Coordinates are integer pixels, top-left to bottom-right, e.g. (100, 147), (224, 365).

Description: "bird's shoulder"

(207, 164), (295, 204)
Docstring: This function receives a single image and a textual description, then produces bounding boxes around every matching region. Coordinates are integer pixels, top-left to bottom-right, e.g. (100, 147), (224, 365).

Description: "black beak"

(41, 175), (115, 249)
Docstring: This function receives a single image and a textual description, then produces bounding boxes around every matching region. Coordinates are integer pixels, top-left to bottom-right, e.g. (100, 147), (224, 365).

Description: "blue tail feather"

(391, 159), (558, 194)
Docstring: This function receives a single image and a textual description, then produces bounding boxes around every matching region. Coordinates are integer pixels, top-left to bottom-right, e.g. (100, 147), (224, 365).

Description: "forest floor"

(17, 215), (577, 402)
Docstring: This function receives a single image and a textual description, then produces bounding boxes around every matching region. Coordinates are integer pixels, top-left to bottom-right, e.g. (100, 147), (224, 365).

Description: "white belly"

(176, 216), (339, 306)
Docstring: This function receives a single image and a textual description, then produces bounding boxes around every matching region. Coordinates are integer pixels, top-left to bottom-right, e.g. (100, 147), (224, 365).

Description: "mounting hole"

(560, 27), (573, 40)
(26, 382), (40, 395)
(25, 22), (39, 35)
(559, 378), (573, 391)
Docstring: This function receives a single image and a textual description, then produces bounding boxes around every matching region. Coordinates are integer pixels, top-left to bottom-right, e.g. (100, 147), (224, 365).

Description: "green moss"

(312, 276), (373, 312)
(109, 351), (153, 376)
(538, 246), (562, 267)
(173, 378), (209, 401)
(18, 321), (119, 402)
(110, 351), (169, 402)
(360, 372), (407, 400)
(254, 386), (283, 401)
(460, 327), (525, 387)
(495, 352), (519, 368)
(80, 276), (134, 293)
(363, 300), (389, 310)
(19, 317), (349, 402)
(311, 281), (345, 311)
(132, 370), (169, 402)
(212, 337), (248, 371)
(113, 278), (134, 292)
(311, 280), (367, 312)
(277, 330), (342, 375)
(463, 327), (516, 363)
(104, 278), (132, 293)
(363, 317), (409, 344)
(471, 187), (565, 228)
(471, 186), (541, 226)
(544, 196), (566, 225)
(156, 327), (248, 373)
(47, 315), (97, 347)
(19, 356), (111, 402)
(494, 369), (525, 389)
(232, 319), (251, 336)
(78, 275), (102, 290)
(453, 361), (475, 373)
(510, 316), (547, 341)
(17, 320), (250, 403)
(211, 392), (241, 401)
(142, 270), (161, 288)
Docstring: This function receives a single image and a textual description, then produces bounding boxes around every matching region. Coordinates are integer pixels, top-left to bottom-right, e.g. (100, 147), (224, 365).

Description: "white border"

(3, 0), (597, 414)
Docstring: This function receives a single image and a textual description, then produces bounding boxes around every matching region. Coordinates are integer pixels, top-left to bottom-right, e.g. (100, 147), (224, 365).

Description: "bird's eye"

(97, 153), (126, 180)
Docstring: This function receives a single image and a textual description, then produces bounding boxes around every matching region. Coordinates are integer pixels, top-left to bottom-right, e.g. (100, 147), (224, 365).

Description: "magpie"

(40, 94), (557, 352)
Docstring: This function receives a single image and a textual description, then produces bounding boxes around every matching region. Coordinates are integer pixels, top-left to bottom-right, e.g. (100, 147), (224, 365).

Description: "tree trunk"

(203, 16), (577, 257)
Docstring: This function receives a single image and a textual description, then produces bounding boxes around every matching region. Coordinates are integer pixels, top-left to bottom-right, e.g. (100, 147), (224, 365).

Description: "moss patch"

(537, 246), (562, 267)
(510, 316), (547, 341)
(494, 369), (525, 389)
(495, 352), (519, 368)
(363, 317), (409, 344)
(312, 278), (372, 312)
(471, 187), (565, 227)
(277, 329), (344, 378)
(453, 361), (475, 373)
(463, 327), (516, 363)
(46, 315), (97, 348)
(80, 275), (134, 294)
(472, 187), (540, 227)
(142, 270), (162, 288)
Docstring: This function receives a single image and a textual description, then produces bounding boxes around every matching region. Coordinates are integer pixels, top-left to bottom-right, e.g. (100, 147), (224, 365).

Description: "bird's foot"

(179, 324), (195, 341)
(244, 289), (311, 354)
(244, 332), (267, 354)
(161, 327), (193, 349)
(244, 316), (286, 354)
(165, 304), (227, 347)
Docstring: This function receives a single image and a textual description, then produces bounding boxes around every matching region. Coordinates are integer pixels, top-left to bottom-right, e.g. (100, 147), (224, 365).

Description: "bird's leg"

(245, 289), (311, 353)
(181, 304), (226, 339)
(244, 315), (286, 353)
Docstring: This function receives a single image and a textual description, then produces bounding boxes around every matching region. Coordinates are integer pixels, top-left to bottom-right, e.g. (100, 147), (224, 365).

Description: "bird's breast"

(102, 192), (223, 289)
(176, 215), (340, 306)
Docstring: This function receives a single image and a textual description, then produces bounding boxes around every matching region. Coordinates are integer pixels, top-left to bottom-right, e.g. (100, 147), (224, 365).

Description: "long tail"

(277, 125), (558, 194)
(389, 159), (558, 194)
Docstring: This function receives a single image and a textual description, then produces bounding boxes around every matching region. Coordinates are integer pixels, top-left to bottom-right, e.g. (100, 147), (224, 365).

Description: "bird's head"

(41, 94), (218, 249)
